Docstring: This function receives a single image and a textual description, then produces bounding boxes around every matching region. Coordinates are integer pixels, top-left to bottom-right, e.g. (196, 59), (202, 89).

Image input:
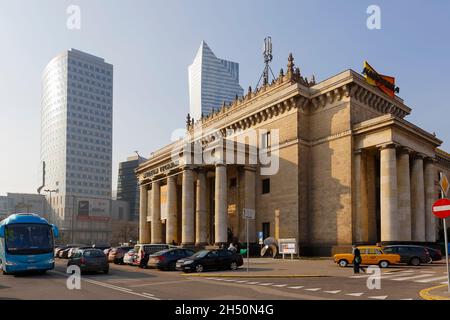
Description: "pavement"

(1, 257), (449, 300)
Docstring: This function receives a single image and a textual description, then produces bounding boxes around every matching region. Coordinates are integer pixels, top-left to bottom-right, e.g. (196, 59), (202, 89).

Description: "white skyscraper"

(40, 49), (113, 243)
(188, 41), (244, 121)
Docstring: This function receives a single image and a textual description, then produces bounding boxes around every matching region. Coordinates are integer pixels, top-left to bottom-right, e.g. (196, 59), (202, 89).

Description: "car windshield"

(191, 250), (209, 258)
(83, 250), (105, 258)
(5, 223), (53, 255)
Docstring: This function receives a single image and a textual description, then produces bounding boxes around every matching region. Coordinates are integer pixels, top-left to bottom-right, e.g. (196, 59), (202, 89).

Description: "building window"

(262, 131), (271, 149)
(262, 178), (270, 194)
(262, 222), (270, 240)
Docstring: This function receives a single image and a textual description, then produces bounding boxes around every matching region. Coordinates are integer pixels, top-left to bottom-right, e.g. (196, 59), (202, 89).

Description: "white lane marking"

(346, 292), (364, 297)
(288, 286), (304, 289)
(141, 292), (155, 297)
(400, 298), (414, 300)
(304, 288), (321, 291)
(415, 276), (449, 283)
(392, 274), (436, 281)
(324, 290), (341, 294)
(234, 280), (248, 283)
(49, 270), (160, 300)
(272, 284), (287, 287)
(247, 281), (260, 285)
(258, 283), (274, 286)
(369, 295), (387, 300)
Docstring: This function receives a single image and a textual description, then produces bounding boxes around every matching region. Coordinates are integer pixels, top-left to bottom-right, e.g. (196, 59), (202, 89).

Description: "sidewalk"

(420, 284), (450, 300)
(181, 257), (381, 278)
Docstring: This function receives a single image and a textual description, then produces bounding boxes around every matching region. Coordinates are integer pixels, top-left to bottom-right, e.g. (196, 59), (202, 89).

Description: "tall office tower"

(40, 49), (113, 243)
(116, 155), (146, 221)
(188, 41), (244, 121)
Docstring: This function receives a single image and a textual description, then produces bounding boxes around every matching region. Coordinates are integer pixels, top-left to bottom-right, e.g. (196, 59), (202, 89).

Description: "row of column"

(139, 164), (256, 246)
(354, 144), (436, 243)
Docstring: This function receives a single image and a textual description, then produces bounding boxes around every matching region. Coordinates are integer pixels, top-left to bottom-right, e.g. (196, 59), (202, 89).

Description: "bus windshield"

(5, 223), (53, 255)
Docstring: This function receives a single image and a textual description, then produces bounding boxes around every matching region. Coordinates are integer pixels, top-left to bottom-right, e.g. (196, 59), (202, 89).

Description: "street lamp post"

(44, 189), (58, 225)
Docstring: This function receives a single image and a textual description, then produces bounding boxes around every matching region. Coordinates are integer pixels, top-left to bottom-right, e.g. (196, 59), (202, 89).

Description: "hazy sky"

(1, 0), (449, 195)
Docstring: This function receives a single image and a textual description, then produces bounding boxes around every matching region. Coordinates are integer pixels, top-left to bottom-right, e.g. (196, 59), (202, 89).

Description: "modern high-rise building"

(116, 155), (147, 221)
(188, 41), (244, 121)
(40, 49), (113, 244)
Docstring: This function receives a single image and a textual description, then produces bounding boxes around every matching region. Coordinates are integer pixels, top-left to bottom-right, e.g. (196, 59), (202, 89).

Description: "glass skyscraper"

(40, 49), (113, 243)
(188, 41), (244, 121)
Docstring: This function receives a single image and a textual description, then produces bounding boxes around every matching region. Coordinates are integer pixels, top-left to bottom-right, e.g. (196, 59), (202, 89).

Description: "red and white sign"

(432, 198), (450, 219)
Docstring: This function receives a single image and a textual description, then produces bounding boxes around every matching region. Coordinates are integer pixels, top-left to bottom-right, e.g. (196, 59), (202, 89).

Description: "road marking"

(247, 281), (260, 285)
(287, 286), (304, 289)
(141, 292), (155, 296)
(324, 290), (341, 294)
(258, 283), (275, 286)
(304, 288), (321, 291)
(368, 295), (387, 300)
(272, 284), (287, 287)
(400, 298), (414, 300)
(392, 274), (436, 281)
(234, 280), (248, 283)
(224, 279), (236, 282)
(49, 270), (160, 300)
(346, 292), (364, 297)
(415, 276), (449, 283)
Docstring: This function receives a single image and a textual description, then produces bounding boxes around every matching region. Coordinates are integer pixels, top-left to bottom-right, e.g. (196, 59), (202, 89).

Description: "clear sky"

(0, 0), (449, 195)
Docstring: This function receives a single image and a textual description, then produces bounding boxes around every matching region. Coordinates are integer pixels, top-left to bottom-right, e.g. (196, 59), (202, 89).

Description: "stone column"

(424, 158), (437, 242)
(354, 150), (369, 243)
(151, 180), (162, 244)
(195, 170), (207, 245)
(380, 144), (399, 242)
(182, 167), (195, 245)
(366, 153), (377, 243)
(166, 175), (178, 244)
(244, 166), (256, 242)
(215, 163), (228, 245)
(411, 154), (426, 241)
(397, 148), (412, 241)
(139, 184), (150, 244)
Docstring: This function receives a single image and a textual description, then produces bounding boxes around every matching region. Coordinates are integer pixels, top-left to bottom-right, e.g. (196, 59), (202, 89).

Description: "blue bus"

(0, 213), (58, 275)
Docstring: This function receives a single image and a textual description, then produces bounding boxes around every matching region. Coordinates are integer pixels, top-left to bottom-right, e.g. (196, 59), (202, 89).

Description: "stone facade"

(136, 54), (450, 256)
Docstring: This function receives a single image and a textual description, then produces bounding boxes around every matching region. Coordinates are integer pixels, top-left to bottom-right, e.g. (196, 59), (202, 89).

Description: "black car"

(176, 249), (243, 273)
(383, 245), (432, 266)
(148, 248), (195, 270)
(67, 248), (109, 274)
(426, 247), (443, 262)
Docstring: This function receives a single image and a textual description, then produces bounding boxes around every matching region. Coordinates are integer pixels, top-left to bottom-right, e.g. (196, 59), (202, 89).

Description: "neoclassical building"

(136, 54), (450, 255)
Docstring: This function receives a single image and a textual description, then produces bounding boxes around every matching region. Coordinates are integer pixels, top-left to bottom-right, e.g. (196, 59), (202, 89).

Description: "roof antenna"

(256, 36), (275, 89)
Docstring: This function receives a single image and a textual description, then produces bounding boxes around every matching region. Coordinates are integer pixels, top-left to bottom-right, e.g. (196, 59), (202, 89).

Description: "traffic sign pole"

(444, 218), (450, 292)
(438, 172), (450, 292)
(246, 218), (249, 273)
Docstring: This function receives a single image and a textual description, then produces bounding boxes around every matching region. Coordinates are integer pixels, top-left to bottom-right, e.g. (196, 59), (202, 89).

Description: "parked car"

(382, 245), (432, 266)
(148, 248), (195, 270)
(104, 247), (112, 258)
(54, 246), (65, 258)
(123, 249), (137, 265)
(426, 247), (442, 262)
(334, 246), (401, 268)
(108, 246), (134, 264)
(133, 244), (177, 268)
(67, 248), (109, 274)
(176, 249), (243, 273)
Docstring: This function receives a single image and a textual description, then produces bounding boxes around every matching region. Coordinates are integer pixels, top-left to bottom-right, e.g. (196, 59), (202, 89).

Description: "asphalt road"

(0, 259), (447, 300)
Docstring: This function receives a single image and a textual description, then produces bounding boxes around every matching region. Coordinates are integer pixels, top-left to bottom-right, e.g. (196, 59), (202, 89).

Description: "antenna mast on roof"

(256, 36), (275, 89)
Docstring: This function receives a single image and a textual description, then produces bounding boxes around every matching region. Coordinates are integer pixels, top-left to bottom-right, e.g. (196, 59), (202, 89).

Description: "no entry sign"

(432, 198), (450, 219)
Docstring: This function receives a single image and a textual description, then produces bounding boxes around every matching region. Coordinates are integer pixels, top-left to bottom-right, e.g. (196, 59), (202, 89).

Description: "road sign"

(432, 198), (450, 219)
(441, 174), (449, 197)
(243, 208), (255, 220)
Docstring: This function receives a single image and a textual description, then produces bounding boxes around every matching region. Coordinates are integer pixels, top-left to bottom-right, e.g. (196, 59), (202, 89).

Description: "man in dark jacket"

(353, 246), (364, 274)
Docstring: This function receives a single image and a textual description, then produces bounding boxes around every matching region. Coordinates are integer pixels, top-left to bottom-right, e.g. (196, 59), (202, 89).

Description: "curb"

(419, 284), (450, 300)
(181, 274), (330, 278)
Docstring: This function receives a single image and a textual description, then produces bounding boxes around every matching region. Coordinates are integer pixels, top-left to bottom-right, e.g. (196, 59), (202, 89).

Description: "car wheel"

(338, 259), (348, 267)
(195, 264), (204, 273)
(426, 256), (433, 264)
(379, 261), (389, 268)
(230, 261), (238, 270)
(410, 257), (420, 266)
(103, 268), (109, 274)
(169, 262), (176, 271)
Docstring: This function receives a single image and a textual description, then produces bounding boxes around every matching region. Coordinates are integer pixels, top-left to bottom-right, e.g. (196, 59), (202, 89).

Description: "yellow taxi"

(333, 246), (401, 268)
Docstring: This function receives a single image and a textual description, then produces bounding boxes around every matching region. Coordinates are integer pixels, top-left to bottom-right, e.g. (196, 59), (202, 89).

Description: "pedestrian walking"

(353, 246), (364, 274)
